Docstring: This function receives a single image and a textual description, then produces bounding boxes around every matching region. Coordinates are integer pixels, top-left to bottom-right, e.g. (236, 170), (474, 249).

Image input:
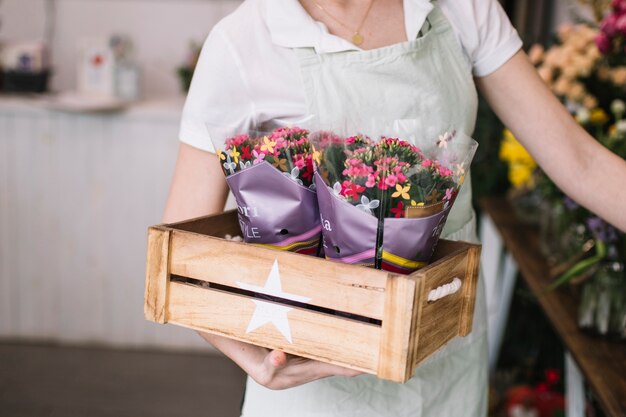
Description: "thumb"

(266, 350), (288, 370)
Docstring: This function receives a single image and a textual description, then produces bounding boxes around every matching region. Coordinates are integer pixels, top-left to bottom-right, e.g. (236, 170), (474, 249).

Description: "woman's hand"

(198, 331), (363, 390)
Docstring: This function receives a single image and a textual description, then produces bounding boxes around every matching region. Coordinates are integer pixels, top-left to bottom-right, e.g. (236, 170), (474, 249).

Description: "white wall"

(0, 97), (216, 351)
(0, 0), (242, 98)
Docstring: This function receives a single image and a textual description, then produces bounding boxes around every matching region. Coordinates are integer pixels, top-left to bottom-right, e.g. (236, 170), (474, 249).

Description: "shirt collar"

(264, 0), (434, 54)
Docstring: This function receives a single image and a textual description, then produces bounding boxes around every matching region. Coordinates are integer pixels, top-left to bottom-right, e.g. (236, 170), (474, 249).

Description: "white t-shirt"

(179, 0), (522, 153)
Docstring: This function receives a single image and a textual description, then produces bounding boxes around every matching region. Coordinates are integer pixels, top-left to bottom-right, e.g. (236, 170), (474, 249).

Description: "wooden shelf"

(480, 197), (626, 417)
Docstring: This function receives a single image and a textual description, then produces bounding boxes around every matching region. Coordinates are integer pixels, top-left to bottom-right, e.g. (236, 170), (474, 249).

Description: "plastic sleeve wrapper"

(208, 122), (322, 255)
(312, 125), (478, 274)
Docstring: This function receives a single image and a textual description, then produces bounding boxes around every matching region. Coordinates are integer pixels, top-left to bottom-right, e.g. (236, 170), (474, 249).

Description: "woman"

(164, 0), (626, 416)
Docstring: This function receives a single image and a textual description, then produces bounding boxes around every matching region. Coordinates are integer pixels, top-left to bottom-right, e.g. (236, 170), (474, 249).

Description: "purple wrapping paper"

(315, 172), (450, 271)
(226, 162), (321, 249)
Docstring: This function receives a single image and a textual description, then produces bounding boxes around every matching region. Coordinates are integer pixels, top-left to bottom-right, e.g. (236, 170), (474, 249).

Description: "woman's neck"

(299, 0), (407, 50)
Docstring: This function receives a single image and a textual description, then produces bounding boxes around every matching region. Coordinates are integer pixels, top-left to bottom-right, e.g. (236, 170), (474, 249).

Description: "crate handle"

(427, 277), (462, 302)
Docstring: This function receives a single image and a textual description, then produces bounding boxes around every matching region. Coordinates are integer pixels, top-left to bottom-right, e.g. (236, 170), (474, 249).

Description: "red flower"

(344, 182), (365, 201)
(545, 369), (560, 385)
(301, 166), (313, 181)
(390, 201), (404, 218)
(241, 145), (252, 160)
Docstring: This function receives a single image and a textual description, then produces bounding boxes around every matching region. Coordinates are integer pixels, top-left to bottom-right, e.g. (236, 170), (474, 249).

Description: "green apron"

(241, 5), (488, 416)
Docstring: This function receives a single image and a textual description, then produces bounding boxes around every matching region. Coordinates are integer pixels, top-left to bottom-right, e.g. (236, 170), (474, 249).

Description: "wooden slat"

(168, 230), (388, 320)
(481, 197), (626, 417)
(432, 239), (473, 259)
(167, 281), (380, 372)
(377, 274), (419, 382)
(413, 251), (469, 366)
(458, 244), (481, 336)
(144, 227), (171, 324)
(167, 210), (241, 238)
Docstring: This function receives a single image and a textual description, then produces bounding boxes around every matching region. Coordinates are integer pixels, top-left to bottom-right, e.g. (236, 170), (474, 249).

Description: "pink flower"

(365, 174), (377, 188)
(617, 14), (626, 34)
(384, 175), (398, 188)
(596, 32), (612, 54)
(294, 157), (306, 170)
(601, 13), (619, 37)
(422, 159), (433, 168)
(443, 188), (454, 201)
(225, 134), (250, 148)
(252, 150), (266, 165)
(438, 166), (453, 177)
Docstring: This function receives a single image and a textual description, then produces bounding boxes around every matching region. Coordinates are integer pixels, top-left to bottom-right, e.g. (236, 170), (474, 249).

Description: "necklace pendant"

(352, 32), (364, 46)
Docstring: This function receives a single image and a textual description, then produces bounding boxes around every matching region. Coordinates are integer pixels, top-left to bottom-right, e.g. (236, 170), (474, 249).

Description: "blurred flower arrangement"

(499, 7), (626, 339)
(504, 369), (565, 417)
(177, 41), (201, 92)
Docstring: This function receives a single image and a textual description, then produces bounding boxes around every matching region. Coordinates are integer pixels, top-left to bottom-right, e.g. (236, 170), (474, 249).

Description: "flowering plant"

(217, 126), (316, 188)
(319, 133), (467, 219)
(313, 129), (476, 273)
(499, 16), (626, 295)
(210, 124), (321, 254)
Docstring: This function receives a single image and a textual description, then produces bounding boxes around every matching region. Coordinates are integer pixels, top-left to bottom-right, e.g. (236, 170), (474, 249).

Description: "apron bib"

(241, 5), (488, 416)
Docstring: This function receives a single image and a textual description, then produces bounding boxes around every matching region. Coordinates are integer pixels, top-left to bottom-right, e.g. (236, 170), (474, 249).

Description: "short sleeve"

(441, 0), (523, 77)
(179, 27), (255, 153)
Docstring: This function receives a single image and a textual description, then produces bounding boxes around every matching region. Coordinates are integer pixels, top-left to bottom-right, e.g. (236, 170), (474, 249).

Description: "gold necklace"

(312, 0), (375, 46)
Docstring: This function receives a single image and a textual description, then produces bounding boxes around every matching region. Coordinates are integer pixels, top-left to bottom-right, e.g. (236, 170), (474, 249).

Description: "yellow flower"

(411, 200), (425, 207)
(499, 129), (535, 166)
(508, 163), (535, 189)
(391, 184), (411, 199)
(230, 147), (240, 164)
(312, 148), (321, 165)
(261, 136), (276, 154)
(216, 149), (226, 161)
(590, 108), (609, 125)
(499, 129), (537, 189)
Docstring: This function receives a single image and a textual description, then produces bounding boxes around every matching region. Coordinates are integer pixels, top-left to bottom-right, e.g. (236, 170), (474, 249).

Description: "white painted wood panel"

(0, 97), (212, 351)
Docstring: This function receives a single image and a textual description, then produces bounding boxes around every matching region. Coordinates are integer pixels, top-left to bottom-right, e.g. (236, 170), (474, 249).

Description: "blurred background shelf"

(480, 197), (626, 417)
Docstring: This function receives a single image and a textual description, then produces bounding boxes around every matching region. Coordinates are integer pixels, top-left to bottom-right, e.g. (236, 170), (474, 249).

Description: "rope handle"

(427, 277), (462, 302)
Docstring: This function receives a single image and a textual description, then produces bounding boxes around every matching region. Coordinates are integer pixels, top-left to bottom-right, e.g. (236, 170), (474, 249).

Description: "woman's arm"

(476, 50), (626, 232)
(163, 142), (361, 390)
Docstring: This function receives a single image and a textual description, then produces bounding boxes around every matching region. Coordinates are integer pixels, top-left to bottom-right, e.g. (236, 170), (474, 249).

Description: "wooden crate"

(144, 210), (481, 383)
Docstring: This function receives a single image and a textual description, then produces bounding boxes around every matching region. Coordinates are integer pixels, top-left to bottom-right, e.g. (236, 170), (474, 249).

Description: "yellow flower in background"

(499, 129), (536, 166)
(499, 129), (537, 189)
(508, 163), (535, 188)
(590, 108), (609, 125)
(217, 149), (226, 161)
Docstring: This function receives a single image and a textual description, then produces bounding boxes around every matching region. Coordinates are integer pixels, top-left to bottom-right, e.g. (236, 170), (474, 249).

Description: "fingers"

(267, 350), (288, 369)
(257, 350), (364, 390)
(315, 361), (364, 378)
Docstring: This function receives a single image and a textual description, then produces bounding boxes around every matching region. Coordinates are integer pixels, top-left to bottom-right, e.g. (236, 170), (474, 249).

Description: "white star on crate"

(236, 260), (310, 344)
